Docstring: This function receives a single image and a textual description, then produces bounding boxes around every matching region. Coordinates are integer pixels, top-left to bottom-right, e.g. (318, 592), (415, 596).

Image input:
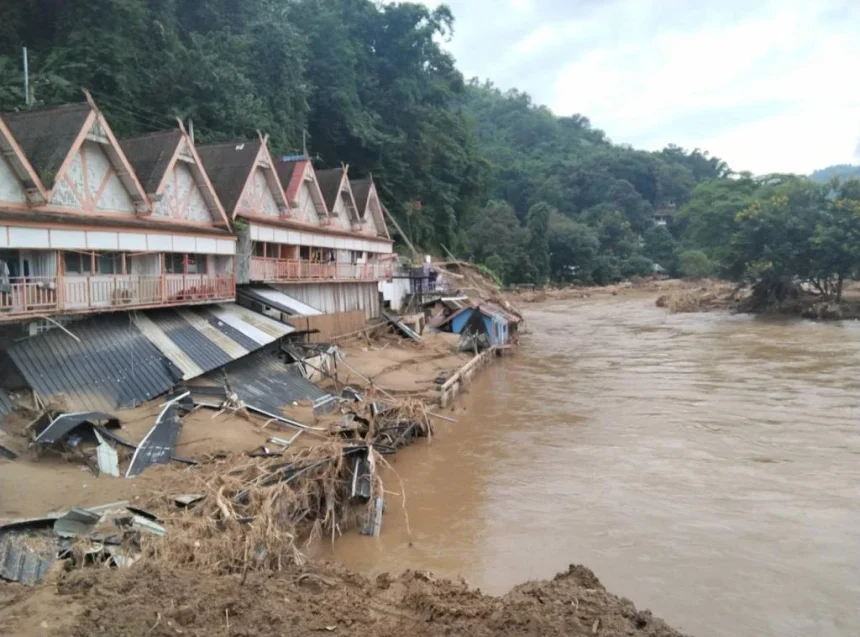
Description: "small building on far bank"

(437, 302), (521, 348)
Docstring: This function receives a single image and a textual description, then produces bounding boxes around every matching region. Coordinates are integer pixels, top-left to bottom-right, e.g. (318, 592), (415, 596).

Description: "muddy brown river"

(329, 294), (860, 637)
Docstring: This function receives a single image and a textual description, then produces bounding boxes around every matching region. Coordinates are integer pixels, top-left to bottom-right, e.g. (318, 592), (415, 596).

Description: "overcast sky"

(421, 0), (860, 175)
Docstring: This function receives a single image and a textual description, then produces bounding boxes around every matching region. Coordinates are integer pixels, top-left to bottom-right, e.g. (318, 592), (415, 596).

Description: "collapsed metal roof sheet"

(6, 304), (294, 412)
(7, 314), (184, 413)
(191, 350), (334, 417)
(238, 286), (323, 316)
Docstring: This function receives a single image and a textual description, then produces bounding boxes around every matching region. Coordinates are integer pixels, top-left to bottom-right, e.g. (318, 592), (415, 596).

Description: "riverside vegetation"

(2, 0), (858, 303)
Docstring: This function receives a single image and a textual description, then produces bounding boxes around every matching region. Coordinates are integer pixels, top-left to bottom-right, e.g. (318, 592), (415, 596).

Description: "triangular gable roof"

(276, 158), (328, 221)
(350, 176), (390, 239)
(316, 167), (344, 212)
(120, 127), (230, 227)
(198, 136), (287, 218)
(316, 166), (360, 222)
(3, 97), (149, 210)
(350, 178), (372, 219)
(276, 158), (304, 204)
(0, 116), (48, 202)
(119, 130), (182, 195)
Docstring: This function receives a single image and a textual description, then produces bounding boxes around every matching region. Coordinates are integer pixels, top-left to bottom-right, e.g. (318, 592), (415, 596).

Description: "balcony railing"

(0, 274), (235, 322)
(249, 258), (392, 283)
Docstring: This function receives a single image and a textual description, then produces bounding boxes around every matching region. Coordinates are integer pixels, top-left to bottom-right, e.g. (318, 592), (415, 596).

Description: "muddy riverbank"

(330, 292), (860, 637)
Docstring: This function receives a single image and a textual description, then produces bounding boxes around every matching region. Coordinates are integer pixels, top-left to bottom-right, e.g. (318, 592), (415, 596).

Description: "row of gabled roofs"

(0, 94), (390, 242)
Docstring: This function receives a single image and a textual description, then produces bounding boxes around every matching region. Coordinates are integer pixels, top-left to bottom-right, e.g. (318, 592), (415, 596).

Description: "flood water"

(329, 294), (860, 637)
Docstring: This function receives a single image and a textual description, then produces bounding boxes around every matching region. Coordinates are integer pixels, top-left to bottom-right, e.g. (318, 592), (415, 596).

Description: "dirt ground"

(510, 278), (693, 305)
(334, 331), (469, 398)
(0, 560), (685, 637)
(0, 402), (309, 520)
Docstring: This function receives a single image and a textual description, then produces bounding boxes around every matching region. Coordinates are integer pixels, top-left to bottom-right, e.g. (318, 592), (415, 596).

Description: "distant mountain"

(809, 164), (860, 183)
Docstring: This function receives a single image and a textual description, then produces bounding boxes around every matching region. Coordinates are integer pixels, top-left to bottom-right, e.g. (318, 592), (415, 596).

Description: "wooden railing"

(249, 258), (392, 282)
(0, 274), (235, 321)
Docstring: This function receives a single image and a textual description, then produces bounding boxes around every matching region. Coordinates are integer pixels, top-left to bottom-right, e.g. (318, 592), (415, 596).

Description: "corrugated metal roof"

(193, 351), (333, 417)
(7, 314), (183, 412)
(144, 309), (234, 374)
(238, 286), (323, 316)
(6, 304), (294, 412)
(0, 391), (12, 416)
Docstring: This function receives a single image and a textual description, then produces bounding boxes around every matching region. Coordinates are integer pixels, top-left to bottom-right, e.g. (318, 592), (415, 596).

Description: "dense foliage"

(809, 164), (860, 183)
(2, 0), (858, 297)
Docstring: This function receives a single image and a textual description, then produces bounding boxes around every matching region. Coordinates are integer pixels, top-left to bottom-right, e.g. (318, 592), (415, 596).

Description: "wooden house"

(0, 98), (236, 323)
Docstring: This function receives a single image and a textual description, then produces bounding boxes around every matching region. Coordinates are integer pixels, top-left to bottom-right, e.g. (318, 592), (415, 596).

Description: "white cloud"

(403, 0), (860, 173)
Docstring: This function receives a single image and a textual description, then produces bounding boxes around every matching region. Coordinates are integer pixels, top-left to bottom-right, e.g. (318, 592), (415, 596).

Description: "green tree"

(677, 250), (714, 279)
(548, 213), (599, 282)
(526, 202), (552, 282)
(643, 225), (679, 275)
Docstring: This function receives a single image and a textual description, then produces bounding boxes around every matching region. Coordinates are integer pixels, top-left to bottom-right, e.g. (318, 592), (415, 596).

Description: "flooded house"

(197, 143), (393, 338)
(0, 97), (237, 324)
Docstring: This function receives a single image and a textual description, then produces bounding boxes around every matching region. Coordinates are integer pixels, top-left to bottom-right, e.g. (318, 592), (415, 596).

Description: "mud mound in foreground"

(1, 561), (686, 637)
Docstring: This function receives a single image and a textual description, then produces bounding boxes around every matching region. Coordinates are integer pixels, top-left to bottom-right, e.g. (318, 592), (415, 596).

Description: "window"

(186, 254), (207, 274)
(96, 252), (126, 275)
(64, 252), (92, 275)
(165, 253), (208, 275)
(165, 253), (184, 274)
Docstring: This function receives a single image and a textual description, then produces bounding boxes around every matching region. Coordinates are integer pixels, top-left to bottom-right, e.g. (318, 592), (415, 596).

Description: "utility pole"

(23, 47), (30, 107)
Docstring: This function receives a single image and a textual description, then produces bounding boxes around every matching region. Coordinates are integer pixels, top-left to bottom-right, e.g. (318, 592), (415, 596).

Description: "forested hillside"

(810, 164), (860, 183)
(2, 0), (859, 295)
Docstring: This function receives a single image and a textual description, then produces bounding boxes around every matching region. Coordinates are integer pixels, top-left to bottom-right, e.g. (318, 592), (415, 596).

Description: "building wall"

(51, 141), (136, 213)
(156, 163), (212, 223)
(235, 226), (252, 285)
(0, 154), (26, 203)
(297, 180), (318, 224)
(273, 281), (380, 320)
(378, 276), (411, 311)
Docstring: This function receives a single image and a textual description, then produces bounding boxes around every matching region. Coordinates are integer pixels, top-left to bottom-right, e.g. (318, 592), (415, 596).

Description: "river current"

(330, 294), (860, 636)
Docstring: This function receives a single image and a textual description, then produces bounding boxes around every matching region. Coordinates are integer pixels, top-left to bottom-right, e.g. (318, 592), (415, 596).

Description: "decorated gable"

(155, 162), (217, 223)
(0, 153), (26, 204)
(51, 140), (136, 214)
(237, 167), (281, 217)
(363, 191), (385, 237)
(296, 179), (319, 223)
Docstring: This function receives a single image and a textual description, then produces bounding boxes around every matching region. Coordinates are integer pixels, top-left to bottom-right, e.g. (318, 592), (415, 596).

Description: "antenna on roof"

(22, 48), (30, 107)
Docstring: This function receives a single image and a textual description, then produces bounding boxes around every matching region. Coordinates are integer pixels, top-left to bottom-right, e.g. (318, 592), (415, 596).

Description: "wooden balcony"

(0, 274), (236, 322)
(249, 257), (391, 283)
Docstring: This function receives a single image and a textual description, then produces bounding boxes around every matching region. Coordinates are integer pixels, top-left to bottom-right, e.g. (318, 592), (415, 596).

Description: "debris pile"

(0, 501), (165, 586)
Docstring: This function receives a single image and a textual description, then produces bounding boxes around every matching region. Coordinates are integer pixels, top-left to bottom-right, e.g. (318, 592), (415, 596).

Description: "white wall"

(0, 154), (26, 203)
(273, 282), (380, 320)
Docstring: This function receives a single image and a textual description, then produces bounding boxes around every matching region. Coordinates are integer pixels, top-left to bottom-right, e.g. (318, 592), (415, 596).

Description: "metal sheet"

(0, 534), (55, 586)
(382, 311), (421, 341)
(7, 304), (291, 413)
(126, 394), (186, 477)
(34, 412), (119, 445)
(142, 309), (233, 374)
(208, 303), (293, 344)
(197, 308), (262, 352)
(0, 390), (12, 416)
(239, 287), (323, 316)
(7, 315), (184, 413)
(199, 351), (334, 418)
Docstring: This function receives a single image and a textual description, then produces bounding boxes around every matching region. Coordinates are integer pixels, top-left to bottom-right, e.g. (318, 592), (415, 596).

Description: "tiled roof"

(3, 103), (91, 189)
(350, 178), (371, 219)
(197, 139), (262, 215)
(119, 130), (183, 195)
(316, 167), (345, 212)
